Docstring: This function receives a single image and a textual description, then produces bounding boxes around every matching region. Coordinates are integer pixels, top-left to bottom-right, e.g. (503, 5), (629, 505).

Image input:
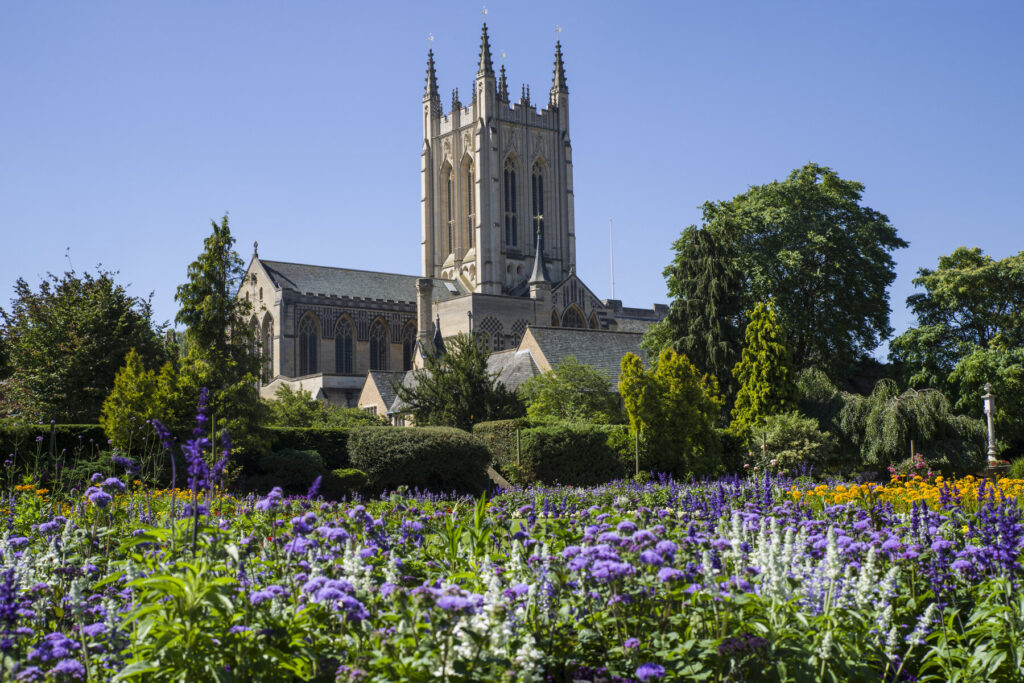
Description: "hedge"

(260, 427), (351, 469)
(517, 424), (626, 486)
(0, 424), (109, 477)
(322, 468), (369, 500)
(472, 418), (532, 475)
(347, 426), (490, 493)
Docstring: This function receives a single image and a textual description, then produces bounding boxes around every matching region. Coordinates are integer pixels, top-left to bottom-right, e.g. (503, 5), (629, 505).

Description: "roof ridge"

(530, 325), (642, 336)
(260, 258), (457, 284)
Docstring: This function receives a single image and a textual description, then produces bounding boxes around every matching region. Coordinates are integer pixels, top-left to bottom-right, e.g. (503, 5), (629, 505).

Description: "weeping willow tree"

(839, 379), (985, 472)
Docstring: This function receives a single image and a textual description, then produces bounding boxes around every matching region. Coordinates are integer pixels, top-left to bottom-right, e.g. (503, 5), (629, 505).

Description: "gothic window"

(511, 319), (528, 347)
(444, 166), (455, 254)
(589, 313), (600, 330)
(464, 161), (474, 249)
(298, 314), (319, 375)
(479, 316), (504, 351)
(369, 319), (389, 371)
(262, 315), (274, 380)
(259, 287), (263, 302)
(334, 318), (354, 374)
(562, 306), (585, 329)
(550, 310), (560, 327)
(531, 161), (545, 243)
(401, 322), (417, 371)
(503, 158), (518, 247)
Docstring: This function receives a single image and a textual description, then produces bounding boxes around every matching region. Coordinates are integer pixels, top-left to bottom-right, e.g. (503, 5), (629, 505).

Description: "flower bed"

(1, 472), (1023, 681)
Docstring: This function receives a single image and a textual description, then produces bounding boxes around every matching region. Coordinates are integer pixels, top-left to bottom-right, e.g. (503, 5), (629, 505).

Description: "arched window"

(589, 313), (600, 330)
(298, 314), (319, 375)
(335, 318), (354, 374)
(550, 310), (560, 327)
(262, 316), (274, 380)
(503, 157), (518, 247)
(531, 161), (545, 243)
(369, 319), (389, 371)
(562, 306), (585, 329)
(444, 166), (455, 254)
(401, 322), (417, 371)
(464, 161), (474, 249)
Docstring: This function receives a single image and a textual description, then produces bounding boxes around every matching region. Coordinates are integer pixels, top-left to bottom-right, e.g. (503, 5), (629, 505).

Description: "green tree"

(730, 301), (796, 436)
(619, 348), (723, 478)
(649, 224), (745, 396)
(947, 343), (1024, 454)
(0, 268), (165, 422)
(395, 333), (524, 431)
(694, 163), (907, 381)
(264, 384), (387, 428)
(519, 356), (623, 424)
(173, 216), (264, 444)
(750, 411), (837, 475)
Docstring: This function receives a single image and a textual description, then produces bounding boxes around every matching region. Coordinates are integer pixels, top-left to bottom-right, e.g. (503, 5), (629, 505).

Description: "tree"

(519, 356), (623, 424)
(0, 268), (165, 422)
(890, 248), (1024, 455)
(649, 224), (745, 396)
(264, 384), (387, 428)
(173, 216), (264, 443)
(729, 301), (796, 436)
(692, 163), (907, 381)
(395, 333), (524, 431)
(619, 348), (723, 478)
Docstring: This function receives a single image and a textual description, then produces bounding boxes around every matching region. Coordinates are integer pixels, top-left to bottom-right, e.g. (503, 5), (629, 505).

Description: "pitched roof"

(366, 371), (406, 412)
(258, 259), (465, 303)
(525, 326), (646, 387)
(487, 349), (540, 391)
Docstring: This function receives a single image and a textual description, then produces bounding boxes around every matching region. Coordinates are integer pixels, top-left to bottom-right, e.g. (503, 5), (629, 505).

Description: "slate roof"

(386, 371), (418, 414)
(526, 326), (646, 387)
(366, 371), (406, 412)
(258, 259), (465, 303)
(486, 349), (540, 392)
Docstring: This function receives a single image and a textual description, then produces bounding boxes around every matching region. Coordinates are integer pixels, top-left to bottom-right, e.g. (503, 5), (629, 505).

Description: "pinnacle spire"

(551, 40), (567, 94)
(529, 228), (550, 284)
(452, 88), (461, 111)
(477, 23), (494, 77)
(498, 64), (509, 102)
(424, 49), (439, 100)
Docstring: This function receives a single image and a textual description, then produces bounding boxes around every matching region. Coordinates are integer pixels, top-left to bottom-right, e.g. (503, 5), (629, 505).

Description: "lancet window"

(504, 158), (518, 247)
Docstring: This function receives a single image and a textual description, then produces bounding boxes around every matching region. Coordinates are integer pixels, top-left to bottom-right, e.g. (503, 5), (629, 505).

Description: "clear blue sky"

(2, 1), (1021, 357)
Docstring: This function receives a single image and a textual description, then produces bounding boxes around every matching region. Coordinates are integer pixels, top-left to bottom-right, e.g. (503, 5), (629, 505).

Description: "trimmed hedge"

(261, 427), (350, 469)
(322, 468), (369, 500)
(348, 426), (490, 493)
(517, 424), (626, 486)
(472, 418), (532, 475)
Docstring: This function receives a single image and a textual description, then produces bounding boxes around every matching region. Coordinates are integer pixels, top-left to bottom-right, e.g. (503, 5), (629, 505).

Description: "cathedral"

(239, 24), (666, 414)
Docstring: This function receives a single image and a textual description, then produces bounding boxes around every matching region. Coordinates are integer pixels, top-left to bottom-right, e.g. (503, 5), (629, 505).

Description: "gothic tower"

(421, 24), (575, 295)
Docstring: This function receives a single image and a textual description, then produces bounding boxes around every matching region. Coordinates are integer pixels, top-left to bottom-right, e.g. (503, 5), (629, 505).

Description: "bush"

(517, 424), (626, 486)
(347, 427), (490, 493)
(322, 468), (369, 499)
(472, 418), (532, 475)
(1009, 458), (1024, 480)
(246, 448), (325, 494)
(0, 423), (109, 479)
(261, 427), (351, 469)
(750, 411), (837, 475)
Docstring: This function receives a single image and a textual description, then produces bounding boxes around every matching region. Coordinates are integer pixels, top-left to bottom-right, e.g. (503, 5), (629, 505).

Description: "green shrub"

(247, 448), (325, 494)
(322, 468), (369, 499)
(0, 423), (108, 479)
(1008, 457), (1024, 480)
(517, 424), (626, 486)
(716, 428), (748, 475)
(347, 427), (490, 493)
(472, 418), (532, 475)
(750, 411), (837, 475)
(261, 427), (351, 469)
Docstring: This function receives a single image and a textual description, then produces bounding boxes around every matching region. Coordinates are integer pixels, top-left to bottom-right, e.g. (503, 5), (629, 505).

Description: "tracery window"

(262, 316), (274, 380)
(550, 310), (560, 327)
(401, 322), (417, 371)
(504, 158), (518, 247)
(531, 161), (545, 244)
(369, 319), (389, 371)
(335, 318), (354, 374)
(464, 161), (474, 249)
(562, 306), (585, 329)
(298, 314), (319, 376)
(444, 166), (455, 254)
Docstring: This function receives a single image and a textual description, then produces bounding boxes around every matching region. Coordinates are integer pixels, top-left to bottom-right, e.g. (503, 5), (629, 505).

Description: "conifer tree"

(729, 300), (796, 436)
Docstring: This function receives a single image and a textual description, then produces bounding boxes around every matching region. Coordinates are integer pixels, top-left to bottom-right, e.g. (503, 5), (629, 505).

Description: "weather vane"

(500, 50), (506, 65)
(482, 6), (488, 19)
(428, 33), (434, 48)
(555, 25), (562, 41)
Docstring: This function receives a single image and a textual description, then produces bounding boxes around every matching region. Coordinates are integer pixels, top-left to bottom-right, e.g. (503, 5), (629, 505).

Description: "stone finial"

(478, 23), (494, 77)
(452, 88), (462, 111)
(253, 240), (259, 258)
(424, 49), (439, 100)
(498, 64), (509, 102)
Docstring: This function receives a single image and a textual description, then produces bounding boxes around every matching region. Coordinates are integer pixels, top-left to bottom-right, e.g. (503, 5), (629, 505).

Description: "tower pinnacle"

(424, 49), (439, 100)
(478, 23), (494, 77)
(498, 64), (509, 102)
(551, 40), (568, 95)
(529, 228), (550, 284)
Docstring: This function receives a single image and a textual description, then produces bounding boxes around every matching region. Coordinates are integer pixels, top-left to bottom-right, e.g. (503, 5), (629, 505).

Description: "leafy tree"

(519, 356), (623, 424)
(173, 216), (264, 445)
(395, 333), (524, 431)
(749, 411), (836, 475)
(694, 163), (907, 381)
(650, 224), (745, 396)
(101, 349), (158, 451)
(264, 384), (387, 428)
(0, 268), (165, 422)
(619, 348), (723, 478)
(730, 301), (796, 436)
(947, 343), (1024, 454)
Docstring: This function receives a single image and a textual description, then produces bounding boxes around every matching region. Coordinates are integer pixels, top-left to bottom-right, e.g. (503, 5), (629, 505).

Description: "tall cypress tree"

(729, 300), (796, 436)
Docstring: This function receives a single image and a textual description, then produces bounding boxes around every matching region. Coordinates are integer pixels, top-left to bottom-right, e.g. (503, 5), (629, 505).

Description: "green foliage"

(520, 356), (623, 424)
(730, 301), (797, 436)
(396, 333), (524, 430)
(0, 423), (108, 484)
(619, 348), (723, 478)
(514, 424), (626, 486)
(838, 379), (984, 472)
(264, 384), (388, 428)
(173, 216), (264, 450)
(795, 367), (846, 434)
(246, 448), (325, 495)
(1008, 457), (1024, 480)
(260, 426), (352, 470)
(695, 163), (907, 381)
(0, 268), (165, 422)
(749, 411), (837, 474)
(347, 426), (491, 493)
(100, 351), (182, 452)
(947, 344), (1024, 457)
(472, 418), (533, 476)
(654, 224), (745, 396)
(322, 468), (369, 499)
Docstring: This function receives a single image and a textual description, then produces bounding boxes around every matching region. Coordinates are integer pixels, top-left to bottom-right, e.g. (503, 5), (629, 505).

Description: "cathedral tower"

(421, 24), (576, 295)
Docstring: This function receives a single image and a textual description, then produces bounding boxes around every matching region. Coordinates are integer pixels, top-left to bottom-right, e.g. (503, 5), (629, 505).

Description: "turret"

(529, 228), (551, 305)
(549, 40), (569, 132)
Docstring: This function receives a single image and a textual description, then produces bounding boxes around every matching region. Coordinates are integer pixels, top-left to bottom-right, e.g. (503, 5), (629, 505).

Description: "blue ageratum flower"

(636, 662), (666, 680)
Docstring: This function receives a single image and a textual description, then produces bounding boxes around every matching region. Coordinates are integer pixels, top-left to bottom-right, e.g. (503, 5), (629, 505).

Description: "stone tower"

(421, 24), (575, 295)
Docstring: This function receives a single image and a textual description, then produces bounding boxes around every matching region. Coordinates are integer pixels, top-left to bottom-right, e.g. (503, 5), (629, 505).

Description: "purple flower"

(81, 623), (106, 638)
(624, 637), (640, 649)
(436, 595), (478, 613)
(657, 567), (684, 583)
(255, 487), (284, 512)
(307, 476), (322, 499)
(85, 487), (112, 509)
(111, 455), (140, 476)
(636, 663), (666, 680)
(640, 550), (664, 566)
(51, 659), (86, 679)
(102, 477), (126, 493)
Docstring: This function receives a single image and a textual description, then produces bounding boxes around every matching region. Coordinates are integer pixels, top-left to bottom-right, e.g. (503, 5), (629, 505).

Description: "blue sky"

(1, 1), (1021, 357)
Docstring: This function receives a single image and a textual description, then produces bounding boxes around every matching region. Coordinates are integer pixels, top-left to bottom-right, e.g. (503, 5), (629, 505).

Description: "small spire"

(551, 40), (567, 95)
(478, 22), (494, 77)
(432, 315), (446, 354)
(498, 64), (509, 102)
(529, 228), (550, 284)
(451, 88), (461, 111)
(424, 49), (439, 101)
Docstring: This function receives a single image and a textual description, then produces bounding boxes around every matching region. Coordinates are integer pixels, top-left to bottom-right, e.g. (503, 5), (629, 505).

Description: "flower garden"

(2, 462), (1023, 681)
